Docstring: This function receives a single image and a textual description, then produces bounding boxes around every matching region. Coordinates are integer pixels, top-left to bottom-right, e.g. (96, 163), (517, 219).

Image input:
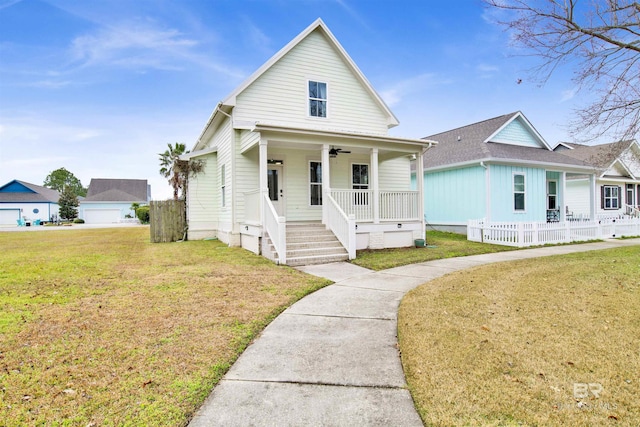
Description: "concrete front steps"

(267, 223), (349, 266)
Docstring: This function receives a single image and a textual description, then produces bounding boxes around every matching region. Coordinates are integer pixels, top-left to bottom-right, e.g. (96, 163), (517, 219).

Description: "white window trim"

(308, 160), (322, 207)
(603, 185), (619, 210)
(513, 172), (526, 213)
(350, 163), (369, 190)
(547, 179), (558, 210)
(221, 164), (226, 208)
(307, 79), (328, 119)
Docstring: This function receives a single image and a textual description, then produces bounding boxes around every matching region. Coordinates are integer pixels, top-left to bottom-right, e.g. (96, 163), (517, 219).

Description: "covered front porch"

(239, 125), (430, 265)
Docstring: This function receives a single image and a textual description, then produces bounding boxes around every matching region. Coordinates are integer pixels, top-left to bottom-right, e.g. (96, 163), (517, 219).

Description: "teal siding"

(492, 117), (543, 148)
(490, 165), (546, 222)
(424, 166), (486, 224)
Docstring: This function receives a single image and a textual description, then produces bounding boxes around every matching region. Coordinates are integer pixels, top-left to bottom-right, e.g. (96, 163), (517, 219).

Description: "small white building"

(183, 19), (431, 266)
(0, 180), (60, 225)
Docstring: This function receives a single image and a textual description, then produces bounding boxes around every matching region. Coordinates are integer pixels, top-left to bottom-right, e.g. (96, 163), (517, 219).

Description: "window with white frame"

(221, 164), (226, 207)
(602, 185), (620, 209)
(547, 180), (557, 210)
(513, 173), (525, 211)
(309, 161), (322, 206)
(308, 81), (327, 118)
(352, 163), (369, 205)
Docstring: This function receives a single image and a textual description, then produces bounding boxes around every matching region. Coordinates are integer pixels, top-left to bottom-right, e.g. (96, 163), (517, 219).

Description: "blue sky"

(0, 0), (583, 199)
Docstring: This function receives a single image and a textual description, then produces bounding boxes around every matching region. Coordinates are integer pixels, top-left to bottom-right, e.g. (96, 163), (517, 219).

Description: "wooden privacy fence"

(468, 217), (640, 247)
(150, 200), (185, 243)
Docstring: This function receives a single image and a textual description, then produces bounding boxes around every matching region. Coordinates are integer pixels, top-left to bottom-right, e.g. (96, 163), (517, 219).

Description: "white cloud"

(380, 73), (450, 107)
(560, 86), (578, 102)
(71, 21), (198, 70)
(68, 20), (244, 79)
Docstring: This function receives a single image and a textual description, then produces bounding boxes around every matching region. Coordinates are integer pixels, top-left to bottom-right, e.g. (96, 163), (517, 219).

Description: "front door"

(268, 165), (284, 216)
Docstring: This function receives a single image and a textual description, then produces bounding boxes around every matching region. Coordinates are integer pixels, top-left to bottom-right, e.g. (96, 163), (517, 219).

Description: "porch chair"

(16, 218), (25, 227)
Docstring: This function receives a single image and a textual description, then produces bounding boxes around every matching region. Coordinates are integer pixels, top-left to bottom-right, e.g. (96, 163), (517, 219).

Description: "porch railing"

(380, 191), (420, 221)
(326, 194), (356, 259)
(625, 204), (640, 218)
(243, 189), (260, 223)
(263, 194), (286, 264)
(468, 217), (640, 247)
(329, 190), (420, 222)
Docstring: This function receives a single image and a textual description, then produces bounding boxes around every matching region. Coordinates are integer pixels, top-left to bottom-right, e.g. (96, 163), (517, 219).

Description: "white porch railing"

(326, 194), (356, 259)
(625, 204), (640, 218)
(263, 194), (286, 264)
(243, 189), (260, 223)
(330, 190), (373, 221)
(380, 191), (420, 221)
(329, 190), (420, 222)
(468, 217), (640, 247)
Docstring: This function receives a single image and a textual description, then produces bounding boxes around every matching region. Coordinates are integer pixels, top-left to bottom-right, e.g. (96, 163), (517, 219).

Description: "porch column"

(589, 173), (597, 220)
(371, 148), (379, 224)
(322, 144), (330, 225)
(259, 138), (268, 225)
(560, 171), (566, 222)
(416, 150), (425, 237)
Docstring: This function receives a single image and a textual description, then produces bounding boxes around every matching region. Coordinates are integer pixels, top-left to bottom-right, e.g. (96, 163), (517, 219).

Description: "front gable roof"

(84, 179), (149, 202)
(0, 180), (60, 203)
(223, 18), (397, 125)
(195, 18), (398, 149)
(422, 112), (590, 170)
(560, 140), (638, 178)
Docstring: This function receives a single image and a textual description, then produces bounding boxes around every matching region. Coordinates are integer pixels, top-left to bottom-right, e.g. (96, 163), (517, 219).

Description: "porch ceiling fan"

(329, 146), (351, 157)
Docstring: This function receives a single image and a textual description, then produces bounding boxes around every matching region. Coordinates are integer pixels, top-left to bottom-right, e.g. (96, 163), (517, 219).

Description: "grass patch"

(352, 230), (515, 270)
(399, 246), (640, 426)
(0, 228), (330, 426)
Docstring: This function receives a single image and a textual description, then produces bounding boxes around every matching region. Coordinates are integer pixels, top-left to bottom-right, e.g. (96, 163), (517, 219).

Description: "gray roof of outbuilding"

(0, 180), (60, 203)
(422, 112), (591, 170)
(84, 179), (148, 202)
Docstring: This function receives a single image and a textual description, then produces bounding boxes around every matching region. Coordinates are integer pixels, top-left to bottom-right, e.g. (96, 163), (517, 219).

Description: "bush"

(136, 206), (150, 224)
(73, 218), (85, 224)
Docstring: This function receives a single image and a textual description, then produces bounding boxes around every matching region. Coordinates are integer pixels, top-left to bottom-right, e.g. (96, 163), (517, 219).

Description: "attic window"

(308, 81), (327, 118)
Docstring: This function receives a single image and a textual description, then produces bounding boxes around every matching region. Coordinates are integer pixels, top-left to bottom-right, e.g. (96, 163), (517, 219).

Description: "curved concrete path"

(188, 238), (640, 426)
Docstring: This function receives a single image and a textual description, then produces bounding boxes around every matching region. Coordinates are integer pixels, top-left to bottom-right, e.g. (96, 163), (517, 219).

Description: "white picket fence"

(468, 217), (640, 247)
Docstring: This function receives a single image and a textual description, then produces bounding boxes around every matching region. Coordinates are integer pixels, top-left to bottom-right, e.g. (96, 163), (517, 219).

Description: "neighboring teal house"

(416, 112), (597, 233)
(79, 179), (150, 224)
(0, 180), (60, 225)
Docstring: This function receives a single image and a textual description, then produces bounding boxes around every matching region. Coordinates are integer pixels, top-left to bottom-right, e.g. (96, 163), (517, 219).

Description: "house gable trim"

(484, 111), (552, 150)
(222, 18), (399, 126)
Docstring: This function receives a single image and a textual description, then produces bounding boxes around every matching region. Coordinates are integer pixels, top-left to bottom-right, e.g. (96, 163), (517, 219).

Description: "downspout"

(480, 161), (490, 222)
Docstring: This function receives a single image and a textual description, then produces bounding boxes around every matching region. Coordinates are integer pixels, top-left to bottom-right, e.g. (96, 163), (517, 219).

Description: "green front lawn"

(399, 246), (640, 426)
(352, 230), (516, 270)
(0, 228), (330, 426)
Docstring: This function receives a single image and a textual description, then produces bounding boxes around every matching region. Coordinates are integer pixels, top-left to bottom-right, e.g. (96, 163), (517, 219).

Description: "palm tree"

(159, 142), (203, 200)
(159, 143), (188, 200)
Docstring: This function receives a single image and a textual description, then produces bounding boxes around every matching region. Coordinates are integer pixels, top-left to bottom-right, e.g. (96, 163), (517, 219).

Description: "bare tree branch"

(485, 0), (640, 142)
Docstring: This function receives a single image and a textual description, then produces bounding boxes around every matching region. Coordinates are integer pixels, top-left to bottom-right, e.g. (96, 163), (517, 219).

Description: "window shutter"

(600, 186), (605, 209)
(618, 186), (622, 209)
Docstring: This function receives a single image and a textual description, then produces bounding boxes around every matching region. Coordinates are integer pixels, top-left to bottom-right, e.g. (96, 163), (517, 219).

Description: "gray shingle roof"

(0, 180), (60, 203)
(84, 179), (149, 202)
(422, 112), (590, 170)
(558, 140), (634, 169)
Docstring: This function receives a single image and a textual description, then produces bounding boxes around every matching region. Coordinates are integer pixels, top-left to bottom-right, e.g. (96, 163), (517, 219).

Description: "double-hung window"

(602, 185), (620, 209)
(308, 81), (327, 118)
(309, 161), (322, 206)
(513, 173), (525, 211)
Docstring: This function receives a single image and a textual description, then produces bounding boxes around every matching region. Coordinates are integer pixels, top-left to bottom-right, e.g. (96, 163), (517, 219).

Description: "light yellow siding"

(187, 153), (218, 236)
(234, 29), (389, 134)
(379, 156), (411, 190)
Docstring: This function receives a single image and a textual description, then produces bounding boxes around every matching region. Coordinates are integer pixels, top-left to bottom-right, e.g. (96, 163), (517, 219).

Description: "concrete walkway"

(188, 238), (640, 426)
